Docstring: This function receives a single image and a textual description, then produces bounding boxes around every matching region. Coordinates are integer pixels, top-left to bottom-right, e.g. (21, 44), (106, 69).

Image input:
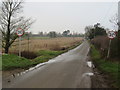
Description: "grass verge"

(2, 50), (63, 71)
(0, 55), (2, 71)
(2, 42), (81, 71)
(91, 45), (120, 88)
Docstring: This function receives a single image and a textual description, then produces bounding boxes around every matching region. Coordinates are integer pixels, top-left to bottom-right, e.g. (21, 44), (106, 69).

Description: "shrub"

(91, 36), (119, 59)
(9, 51), (37, 59)
(21, 51), (37, 59)
(91, 36), (109, 58)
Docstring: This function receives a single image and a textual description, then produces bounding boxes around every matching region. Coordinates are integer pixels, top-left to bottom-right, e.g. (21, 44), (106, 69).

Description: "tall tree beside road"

(0, 0), (34, 53)
(85, 23), (107, 40)
(85, 26), (94, 39)
(109, 14), (118, 30)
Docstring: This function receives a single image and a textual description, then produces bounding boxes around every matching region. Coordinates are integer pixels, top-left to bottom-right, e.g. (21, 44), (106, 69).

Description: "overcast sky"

(22, 1), (118, 34)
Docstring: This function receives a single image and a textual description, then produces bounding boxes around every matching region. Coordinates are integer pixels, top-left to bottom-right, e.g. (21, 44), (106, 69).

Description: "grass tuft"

(37, 50), (63, 56)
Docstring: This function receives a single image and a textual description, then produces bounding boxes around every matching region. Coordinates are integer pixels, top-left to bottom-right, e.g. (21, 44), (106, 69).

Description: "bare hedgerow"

(91, 36), (119, 59)
(91, 36), (109, 58)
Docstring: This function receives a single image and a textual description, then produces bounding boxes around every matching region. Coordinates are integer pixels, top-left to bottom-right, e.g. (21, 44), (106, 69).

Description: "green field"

(91, 45), (120, 88)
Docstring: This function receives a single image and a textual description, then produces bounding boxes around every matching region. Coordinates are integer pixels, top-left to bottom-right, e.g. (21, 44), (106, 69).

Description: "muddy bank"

(91, 68), (113, 88)
(2, 69), (24, 78)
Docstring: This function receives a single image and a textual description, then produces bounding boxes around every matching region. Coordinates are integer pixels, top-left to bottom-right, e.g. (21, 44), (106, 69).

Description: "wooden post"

(19, 36), (21, 58)
(107, 39), (111, 59)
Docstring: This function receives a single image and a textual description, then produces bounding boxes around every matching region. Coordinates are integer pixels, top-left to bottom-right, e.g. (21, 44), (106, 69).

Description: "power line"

(100, 3), (115, 25)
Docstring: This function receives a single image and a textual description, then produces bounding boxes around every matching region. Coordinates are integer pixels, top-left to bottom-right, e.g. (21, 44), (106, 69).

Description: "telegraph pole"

(118, 1), (120, 59)
(107, 39), (111, 58)
(118, 1), (120, 85)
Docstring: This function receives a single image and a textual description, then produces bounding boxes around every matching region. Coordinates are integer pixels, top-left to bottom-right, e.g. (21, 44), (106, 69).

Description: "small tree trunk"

(4, 13), (11, 54)
(5, 46), (9, 54)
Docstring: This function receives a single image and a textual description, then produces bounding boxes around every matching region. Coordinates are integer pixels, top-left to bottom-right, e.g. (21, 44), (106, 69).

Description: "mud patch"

(2, 69), (25, 78)
(91, 68), (113, 88)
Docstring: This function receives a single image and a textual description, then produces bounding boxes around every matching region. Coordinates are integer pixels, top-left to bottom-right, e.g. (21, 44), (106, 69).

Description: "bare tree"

(0, 0), (34, 53)
(109, 13), (120, 59)
(109, 14), (118, 30)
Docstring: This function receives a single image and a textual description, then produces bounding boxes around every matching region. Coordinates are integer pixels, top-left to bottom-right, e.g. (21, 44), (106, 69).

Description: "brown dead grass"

(9, 37), (83, 53)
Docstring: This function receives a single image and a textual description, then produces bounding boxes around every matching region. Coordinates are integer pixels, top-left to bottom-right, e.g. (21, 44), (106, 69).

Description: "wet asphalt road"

(3, 41), (92, 88)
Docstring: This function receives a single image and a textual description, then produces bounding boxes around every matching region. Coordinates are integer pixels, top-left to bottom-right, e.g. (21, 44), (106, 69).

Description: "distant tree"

(0, 0), (34, 53)
(85, 26), (94, 39)
(57, 32), (62, 37)
(109, 14), (118, 30)
(94, 23), (107, 37)
(79, 33), (84, 37)
(85, 23), (107, 40)
(24, 31), (32, 37)
(62, 30), (70, 37)
(39, 32), (43, 37)
(48, 31), (57, 38)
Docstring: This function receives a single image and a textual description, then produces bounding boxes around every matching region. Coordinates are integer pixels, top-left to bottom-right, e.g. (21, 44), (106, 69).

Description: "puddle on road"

(83, 61), (94, 77)
(87, 61), (92, 68)
(87, 61), (95, 68)
(82, 73), (94, 77)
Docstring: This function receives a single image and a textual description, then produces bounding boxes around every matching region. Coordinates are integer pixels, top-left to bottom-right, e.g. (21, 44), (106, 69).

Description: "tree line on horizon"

(25, 30), (84, 38)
